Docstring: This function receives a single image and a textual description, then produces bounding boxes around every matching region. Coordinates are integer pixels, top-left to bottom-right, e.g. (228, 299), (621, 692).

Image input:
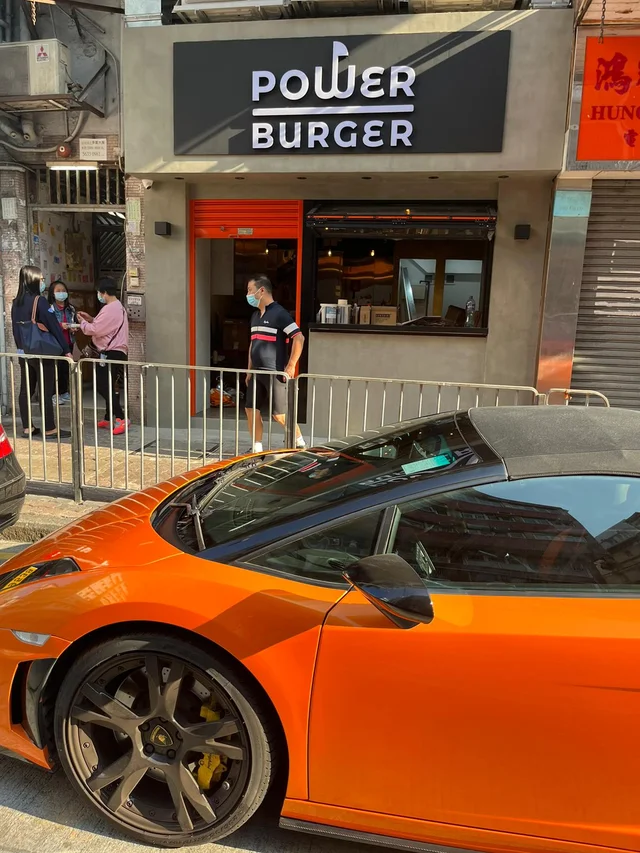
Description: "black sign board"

(174, 32), (511, 157)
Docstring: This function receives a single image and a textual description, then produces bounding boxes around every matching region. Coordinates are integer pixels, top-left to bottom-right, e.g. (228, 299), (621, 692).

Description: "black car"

(0, 424), (26, 531)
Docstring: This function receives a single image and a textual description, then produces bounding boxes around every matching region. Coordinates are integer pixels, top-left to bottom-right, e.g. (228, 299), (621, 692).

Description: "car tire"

(54, 632), (277, 848)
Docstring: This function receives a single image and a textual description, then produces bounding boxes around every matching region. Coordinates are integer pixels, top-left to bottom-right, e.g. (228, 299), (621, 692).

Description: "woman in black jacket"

(11, 266), (72, 438)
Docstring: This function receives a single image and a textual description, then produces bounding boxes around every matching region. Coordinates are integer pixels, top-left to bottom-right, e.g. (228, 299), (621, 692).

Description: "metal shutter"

(571, 180), (640, 409)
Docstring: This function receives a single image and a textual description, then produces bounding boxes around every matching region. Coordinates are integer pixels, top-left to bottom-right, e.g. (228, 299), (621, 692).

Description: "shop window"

(308, 202), (495, 333)
(442, 259), (483, 326)
(314, 238), (491, 331)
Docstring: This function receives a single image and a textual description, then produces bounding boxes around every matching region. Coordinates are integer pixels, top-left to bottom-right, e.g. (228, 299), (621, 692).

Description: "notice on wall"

(126, 198), (141, 222)
(1, 198), (18, 220)
(79, 138), (108, 161)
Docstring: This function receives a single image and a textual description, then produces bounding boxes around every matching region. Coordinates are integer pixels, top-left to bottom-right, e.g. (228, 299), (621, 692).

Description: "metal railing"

(292, 374), (543, 446)
(0, 353), (611, 501)
(546, 388), (611, 407)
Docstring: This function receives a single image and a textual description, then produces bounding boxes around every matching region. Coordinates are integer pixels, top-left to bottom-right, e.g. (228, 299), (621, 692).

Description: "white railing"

(0, 353), (611, 500)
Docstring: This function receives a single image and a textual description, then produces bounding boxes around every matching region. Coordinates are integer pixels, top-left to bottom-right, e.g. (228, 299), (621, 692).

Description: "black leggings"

(19, 358), (56, 432)
(95, 350), (128, 422)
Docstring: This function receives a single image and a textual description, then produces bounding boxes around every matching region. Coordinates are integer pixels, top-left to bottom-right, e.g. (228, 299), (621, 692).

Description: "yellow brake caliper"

(196, 700), (227, 791)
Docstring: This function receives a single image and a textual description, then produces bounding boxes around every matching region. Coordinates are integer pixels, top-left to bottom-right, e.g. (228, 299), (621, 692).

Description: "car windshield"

(195, 414), (476, 549)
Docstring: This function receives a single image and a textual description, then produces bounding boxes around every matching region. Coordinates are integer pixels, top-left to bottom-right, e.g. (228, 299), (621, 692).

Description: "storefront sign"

(578, 36), (640, 161)
(174, 33), (511, 157)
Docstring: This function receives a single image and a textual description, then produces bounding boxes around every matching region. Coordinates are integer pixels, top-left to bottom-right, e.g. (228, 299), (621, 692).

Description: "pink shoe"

(97, 419), (110, 429)
(112, 418), (130, 436)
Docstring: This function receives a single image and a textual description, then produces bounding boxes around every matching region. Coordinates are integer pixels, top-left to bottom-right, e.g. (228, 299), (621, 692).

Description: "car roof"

(467, 406), (640, 480)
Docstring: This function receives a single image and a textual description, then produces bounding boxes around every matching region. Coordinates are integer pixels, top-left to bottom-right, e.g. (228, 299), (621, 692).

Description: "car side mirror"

(343, 554), (434, 630)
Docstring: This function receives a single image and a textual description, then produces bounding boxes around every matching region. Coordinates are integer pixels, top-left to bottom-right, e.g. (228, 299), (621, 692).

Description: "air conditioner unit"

(0, 40), (70, 99)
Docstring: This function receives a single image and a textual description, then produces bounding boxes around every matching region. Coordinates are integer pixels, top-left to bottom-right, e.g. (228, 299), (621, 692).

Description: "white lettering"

(390, 66), (416, 98)
(390, 119), (413, 147)
(308, 121), (330, 148)
(279, 122), (302, 148)
(363, 120), (384, 148)
(315, 41), (356, 100)
(252, 123), (274, 148)
(280, 70), (309, 101)
(252, 71), (276, 102)
(360, 66), (385, 99)
(334, 120), (358, 148)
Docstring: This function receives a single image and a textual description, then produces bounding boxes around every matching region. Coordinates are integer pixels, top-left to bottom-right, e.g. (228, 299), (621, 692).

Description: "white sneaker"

(296, 437), (306, 449)
(252, 442), (263, 453)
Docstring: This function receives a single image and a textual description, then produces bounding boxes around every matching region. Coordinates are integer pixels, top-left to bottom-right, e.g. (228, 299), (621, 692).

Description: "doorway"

(189, 199), (304, 414)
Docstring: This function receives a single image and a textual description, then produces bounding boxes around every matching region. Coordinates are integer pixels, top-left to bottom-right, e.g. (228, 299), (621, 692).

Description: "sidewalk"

(4, 405), (305, 493)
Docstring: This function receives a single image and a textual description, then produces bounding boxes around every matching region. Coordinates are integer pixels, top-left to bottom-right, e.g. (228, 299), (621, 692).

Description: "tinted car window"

(195, 415), (476, 550)
(391, 476), (640, 591)
(247, 511), (383, 584)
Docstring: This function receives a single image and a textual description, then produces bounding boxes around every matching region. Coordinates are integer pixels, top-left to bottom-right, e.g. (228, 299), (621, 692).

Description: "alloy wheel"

(62, 651), (251, 837)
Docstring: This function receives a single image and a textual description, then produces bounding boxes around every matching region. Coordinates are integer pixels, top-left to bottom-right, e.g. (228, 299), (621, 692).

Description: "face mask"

(246, 292), (260, 308)
(97, 293), (106, 304)
(54, 292), (67, 303)
(39, 281), (46, 294)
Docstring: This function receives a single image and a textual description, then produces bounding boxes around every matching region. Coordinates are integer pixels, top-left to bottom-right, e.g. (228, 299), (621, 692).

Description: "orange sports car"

(1, 405), (639, 853)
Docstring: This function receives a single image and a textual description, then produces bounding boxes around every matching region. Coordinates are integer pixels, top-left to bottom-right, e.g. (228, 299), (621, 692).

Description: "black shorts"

(245, 373), (287, 416)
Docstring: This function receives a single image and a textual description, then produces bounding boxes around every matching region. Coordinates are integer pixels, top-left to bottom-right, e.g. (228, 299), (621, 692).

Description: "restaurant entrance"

(189, 199), (303, 413)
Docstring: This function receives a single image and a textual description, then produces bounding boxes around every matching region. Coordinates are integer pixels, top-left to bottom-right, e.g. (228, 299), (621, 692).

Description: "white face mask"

(54, 292), (68, 303)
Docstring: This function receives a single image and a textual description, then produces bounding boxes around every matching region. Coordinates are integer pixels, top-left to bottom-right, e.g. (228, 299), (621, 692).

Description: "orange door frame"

(188, 199), (304, 414)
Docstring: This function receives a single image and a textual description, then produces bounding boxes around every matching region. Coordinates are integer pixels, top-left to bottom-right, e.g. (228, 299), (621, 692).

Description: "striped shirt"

(250, 302), (301, 371)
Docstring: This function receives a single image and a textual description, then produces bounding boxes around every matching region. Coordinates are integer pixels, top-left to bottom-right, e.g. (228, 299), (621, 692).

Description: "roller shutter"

(571, 181), (640, 408)
(192, 200), (302, 239)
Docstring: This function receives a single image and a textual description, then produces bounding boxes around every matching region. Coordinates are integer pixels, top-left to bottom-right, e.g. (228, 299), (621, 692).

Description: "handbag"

(18, 296), (63, 357)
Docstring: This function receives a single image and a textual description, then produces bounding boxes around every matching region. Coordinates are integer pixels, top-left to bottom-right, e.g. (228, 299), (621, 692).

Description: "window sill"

(308, 324), (488, 338)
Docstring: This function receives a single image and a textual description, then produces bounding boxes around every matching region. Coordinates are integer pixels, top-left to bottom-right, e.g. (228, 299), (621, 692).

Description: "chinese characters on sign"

(578, 37), (640, 161)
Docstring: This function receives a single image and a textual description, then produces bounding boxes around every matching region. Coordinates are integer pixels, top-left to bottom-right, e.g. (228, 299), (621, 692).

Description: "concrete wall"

(143, 181), (190, 425)
(124, 9), (573, 177)
(485, 178), (553, 387)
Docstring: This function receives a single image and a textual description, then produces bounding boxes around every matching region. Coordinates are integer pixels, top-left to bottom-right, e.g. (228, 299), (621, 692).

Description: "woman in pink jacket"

(78, 278), (130, 435)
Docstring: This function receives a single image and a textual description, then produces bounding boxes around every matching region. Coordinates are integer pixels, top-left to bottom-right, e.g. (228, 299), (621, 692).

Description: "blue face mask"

(54, 292), (67, 303)
(97, 293), (106, 304)
(246, 292), (260, 308)
(39, 281), (46, 294)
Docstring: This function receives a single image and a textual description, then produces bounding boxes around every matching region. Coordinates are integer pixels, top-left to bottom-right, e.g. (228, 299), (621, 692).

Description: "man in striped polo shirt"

(245, 275), (306, 453)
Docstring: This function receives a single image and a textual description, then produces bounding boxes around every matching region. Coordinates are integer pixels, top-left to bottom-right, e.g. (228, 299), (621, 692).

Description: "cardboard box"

(359, 305), (371, 325)
(371, 306), (398, 326)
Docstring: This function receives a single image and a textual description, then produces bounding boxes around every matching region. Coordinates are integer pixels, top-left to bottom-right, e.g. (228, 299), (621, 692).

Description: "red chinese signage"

(578, 36), (640, 161)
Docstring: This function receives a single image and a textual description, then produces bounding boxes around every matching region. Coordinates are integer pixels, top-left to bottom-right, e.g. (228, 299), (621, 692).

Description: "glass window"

(442, 259), (482, 327)
(195, 415), (476, 550)
(398, 259), (436, 322)
(247, 511), (383, 583)
(390, 476), (640, 592)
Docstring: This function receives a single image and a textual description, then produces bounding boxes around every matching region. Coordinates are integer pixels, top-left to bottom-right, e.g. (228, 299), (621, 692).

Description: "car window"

(389, 475), (640, 592)
(195, 415), (476, 550)
(246, 510), (384, 584)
